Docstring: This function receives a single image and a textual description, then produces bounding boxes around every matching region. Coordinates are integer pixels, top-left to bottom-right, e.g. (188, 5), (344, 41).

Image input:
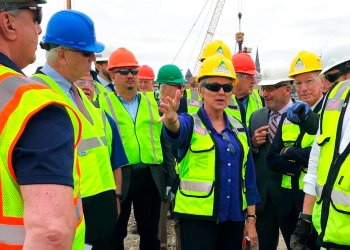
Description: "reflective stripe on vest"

(180, 180), (213, 193)
(316, 184), (350, 207)
(186, 89), (202, 114)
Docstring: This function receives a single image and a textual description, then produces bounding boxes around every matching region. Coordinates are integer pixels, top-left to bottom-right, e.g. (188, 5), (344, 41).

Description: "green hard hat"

(156, 64), (185, 85)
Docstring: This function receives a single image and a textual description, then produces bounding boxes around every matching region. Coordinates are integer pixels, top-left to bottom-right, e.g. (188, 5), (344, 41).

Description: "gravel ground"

(124, 210), (288, 250)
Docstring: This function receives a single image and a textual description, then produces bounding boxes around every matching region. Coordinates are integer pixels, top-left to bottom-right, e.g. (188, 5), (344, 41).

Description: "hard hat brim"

(258, 78), (293, 86)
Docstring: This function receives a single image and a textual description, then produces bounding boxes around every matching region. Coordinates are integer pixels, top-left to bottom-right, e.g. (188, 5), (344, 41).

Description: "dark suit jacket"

(249, 107), (282, 213)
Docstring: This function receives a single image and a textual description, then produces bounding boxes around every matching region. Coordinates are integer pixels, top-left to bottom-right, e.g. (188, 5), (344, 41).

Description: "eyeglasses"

(167, 84), (184, 89)
(237, 73), (256, 81)
(2, 6), (42, 24)
(261, 83), (288, 93)
(201, 82), (233, 93)
(113, 68), (138, 76)
(294, 77), (319, 88)
(62, 48), (94, 58)
(324, 71), (343, 83)
(75, 79), (95, 87)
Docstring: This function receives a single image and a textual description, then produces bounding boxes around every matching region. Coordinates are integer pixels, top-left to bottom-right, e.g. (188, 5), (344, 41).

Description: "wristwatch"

(116, 193), (123, 199)
(246, 214), (257, 219)
(299, 213), (312, 222)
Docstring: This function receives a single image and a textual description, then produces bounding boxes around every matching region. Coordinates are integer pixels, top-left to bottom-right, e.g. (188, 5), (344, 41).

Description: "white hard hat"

(320, 38), (350, 75)
(95, 45), (115, 62)
(258, 60), (292, 86)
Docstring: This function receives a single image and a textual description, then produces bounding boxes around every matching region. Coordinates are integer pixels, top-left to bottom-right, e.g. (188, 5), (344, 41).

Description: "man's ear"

(0, 12), (17, 40)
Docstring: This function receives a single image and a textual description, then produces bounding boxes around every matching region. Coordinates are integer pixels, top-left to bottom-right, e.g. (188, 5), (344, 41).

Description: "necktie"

(107, 83), (116, 92)
(71, 84), (89, 120)
(268, 112), (280, 144)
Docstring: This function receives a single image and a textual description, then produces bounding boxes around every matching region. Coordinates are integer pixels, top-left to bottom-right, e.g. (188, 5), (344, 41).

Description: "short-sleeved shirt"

(0, 52), (75, 187)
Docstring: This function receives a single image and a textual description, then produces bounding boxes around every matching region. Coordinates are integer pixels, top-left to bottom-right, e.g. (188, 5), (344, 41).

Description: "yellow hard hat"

(289, 51), (322, 77)
(196, 54), (237, 83)
(199, 40), (232, 62)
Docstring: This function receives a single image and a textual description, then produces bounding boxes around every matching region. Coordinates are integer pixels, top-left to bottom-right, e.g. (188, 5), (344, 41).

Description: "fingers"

(252, 125), (269, 147)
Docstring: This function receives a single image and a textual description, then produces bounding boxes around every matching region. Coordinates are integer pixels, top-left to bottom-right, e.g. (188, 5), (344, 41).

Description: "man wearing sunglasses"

(0, 0), (85, 249)
(267, 51), (324, 250)
(290, 39), (350, 250)
(33, 10), (123, 249)
(249, 60), (294, 250)
(98, 47), (167, 250)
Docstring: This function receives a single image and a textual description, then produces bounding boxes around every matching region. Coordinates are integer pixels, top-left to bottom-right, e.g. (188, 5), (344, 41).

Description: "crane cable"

(172, 0), (211, 63)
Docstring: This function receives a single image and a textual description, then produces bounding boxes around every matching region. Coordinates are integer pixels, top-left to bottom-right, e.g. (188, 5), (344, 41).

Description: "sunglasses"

(168, 84), (184, 89)
(113, 68), (138, 76)
(62, 48), (94, 58)
(19, 6), (42, 24)
(202, 82), (233, 92)
(324, 71), (343, 83)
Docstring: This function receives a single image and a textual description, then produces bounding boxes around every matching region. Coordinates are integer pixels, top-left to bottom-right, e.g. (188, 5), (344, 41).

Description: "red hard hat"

(232, 53), (256, 74)
(107, 47), (139, 70)
(138, 65), (155, 80)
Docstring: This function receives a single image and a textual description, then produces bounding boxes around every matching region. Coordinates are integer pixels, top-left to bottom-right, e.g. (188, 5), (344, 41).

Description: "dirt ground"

(124, 212), (288, 250)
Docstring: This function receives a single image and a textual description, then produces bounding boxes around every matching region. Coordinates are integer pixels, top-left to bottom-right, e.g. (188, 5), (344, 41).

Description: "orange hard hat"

(107, 47), (139, 70)
(138, 65), (155, 80)
(232, 53), (256, 74)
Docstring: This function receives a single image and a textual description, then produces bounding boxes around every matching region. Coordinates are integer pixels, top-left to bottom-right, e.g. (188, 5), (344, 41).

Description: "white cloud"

(24, 0), (350, 77)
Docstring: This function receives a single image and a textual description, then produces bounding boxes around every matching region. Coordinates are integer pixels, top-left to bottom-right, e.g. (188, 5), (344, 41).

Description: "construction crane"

(193, 0), (226, 76)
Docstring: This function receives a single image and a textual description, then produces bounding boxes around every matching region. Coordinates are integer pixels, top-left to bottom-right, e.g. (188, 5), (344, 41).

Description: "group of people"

(0, 1), (349, 250)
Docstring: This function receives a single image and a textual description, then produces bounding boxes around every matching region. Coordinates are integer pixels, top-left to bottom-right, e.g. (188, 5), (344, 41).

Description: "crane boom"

(193, 0), (226, 76)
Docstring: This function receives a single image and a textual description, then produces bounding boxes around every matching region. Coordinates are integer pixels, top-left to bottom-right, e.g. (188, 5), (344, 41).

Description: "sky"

(23, 0), (350, 77)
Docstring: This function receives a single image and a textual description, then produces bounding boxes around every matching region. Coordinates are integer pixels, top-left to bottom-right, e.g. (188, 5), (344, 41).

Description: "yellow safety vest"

(281, 119), (315, 190)
(0, 65), (85, 249)
(229, 89), (263, 126)
(94, 81), (107, 101)
(185, 88), (202, 114)
(99, 91), (163, 165)
(174, 113), (249, 219)
(32, 74), (116, 198)
(313, 80), (350, 247)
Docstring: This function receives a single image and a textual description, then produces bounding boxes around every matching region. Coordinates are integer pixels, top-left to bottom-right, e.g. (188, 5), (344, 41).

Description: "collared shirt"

(115, 92), (139, 122)
(0, 53), (74, 187)
(41, 63), (78, 106)
(163, 106), (260, 222)
(271, 99), (294, 124)
(97, 75), (114, 92)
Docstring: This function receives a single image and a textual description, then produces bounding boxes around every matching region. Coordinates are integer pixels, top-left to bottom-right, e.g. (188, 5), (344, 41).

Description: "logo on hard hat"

(261, 69), (270, 80)
(216, 47), (224, 55)
(294, 58), (305, 71)
(213, 61), (230, 74)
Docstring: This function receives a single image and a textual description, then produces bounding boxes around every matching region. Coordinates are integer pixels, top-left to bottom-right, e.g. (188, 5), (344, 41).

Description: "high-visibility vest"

(185, 88), (202, 114)
(99, 91), (163, 165)
(228, 89), (263, 126)
(312, 80), (350, 247)
(32, 74), (116, 198)
(174, 113), (249, 219)
(281, 119), (315, 190)
(93, 81), (107, 101)
(226, 96), (243, 123)
(0, 65), (85, 249)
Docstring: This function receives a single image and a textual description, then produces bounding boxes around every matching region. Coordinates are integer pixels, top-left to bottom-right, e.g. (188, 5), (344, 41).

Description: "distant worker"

(34, 10), (122, 249)
(159, 54), (260, 249)
(267, 51), (324, 250)
(138, 64), (156, 92)
(231, 52), (264, 126)
(249, 60), (294, 250)
(156, 64), (187, 250)
(289, 39), (350, 249)
(0, 0), (84, 248)
(98, 47), (169, 250)
(95, 45), (116, 93)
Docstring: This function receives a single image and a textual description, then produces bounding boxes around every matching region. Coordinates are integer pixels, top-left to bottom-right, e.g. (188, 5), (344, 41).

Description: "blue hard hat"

(42, 10), (104, 53)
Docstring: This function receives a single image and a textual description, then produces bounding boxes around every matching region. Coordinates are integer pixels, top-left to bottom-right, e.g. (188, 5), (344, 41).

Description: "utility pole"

(66, 0), (71, 9)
